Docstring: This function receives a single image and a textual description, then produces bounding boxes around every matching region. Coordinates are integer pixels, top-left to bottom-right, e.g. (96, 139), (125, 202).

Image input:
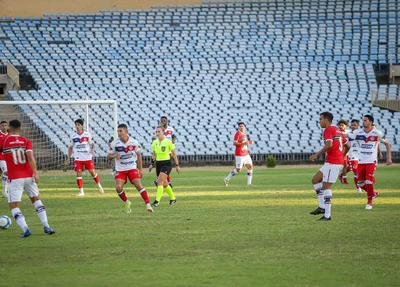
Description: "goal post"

(0, 100), (118, 171)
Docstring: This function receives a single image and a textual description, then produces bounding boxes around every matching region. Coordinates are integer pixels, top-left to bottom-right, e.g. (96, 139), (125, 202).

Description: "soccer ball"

(0, 215), (12, 229)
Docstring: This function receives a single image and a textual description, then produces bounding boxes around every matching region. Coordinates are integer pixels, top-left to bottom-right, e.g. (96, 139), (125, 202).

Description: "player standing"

(149, 116), (176, 187)
(0, 120), (55, 238)
(309, 112), (350, 221)
(108, 124), (153, 213)
(340, 119), (363, 193)
(348, 115), (392, 210)
(66, 119), (104, 196)
(224, 122), (254, 186)
(151, 126), (180, 207)
(337, 119), (350, 184)
(0, 121), (9, 198)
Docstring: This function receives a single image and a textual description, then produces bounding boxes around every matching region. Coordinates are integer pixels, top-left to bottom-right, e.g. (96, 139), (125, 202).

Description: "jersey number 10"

(11, 148), (27, 165)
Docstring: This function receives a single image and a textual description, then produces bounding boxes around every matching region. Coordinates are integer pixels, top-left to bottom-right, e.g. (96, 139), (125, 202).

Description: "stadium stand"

(0, 0), (399, 158)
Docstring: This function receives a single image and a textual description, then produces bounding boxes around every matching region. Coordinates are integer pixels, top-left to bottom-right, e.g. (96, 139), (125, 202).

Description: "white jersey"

(69, 131), (94, 161)
(348, 128), (388, 164)
(109, 137), (141, 171)
(347, 129), (360, 160)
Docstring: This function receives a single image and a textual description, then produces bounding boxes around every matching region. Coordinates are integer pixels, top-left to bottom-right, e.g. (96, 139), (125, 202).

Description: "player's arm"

(26, 151), (39, 184)
(377, 143), (383, 159)
(137, 152), (143, 176)
(66, 145), (73, 164)
(149, 151), (156, 172)
(383, 141), (392, 165)
(171, 148), (180, 174)
(310, 140), (332, 161)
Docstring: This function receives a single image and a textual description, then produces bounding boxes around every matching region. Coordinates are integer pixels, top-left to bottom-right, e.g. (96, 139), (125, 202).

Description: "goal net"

(0, 100), (118, 171)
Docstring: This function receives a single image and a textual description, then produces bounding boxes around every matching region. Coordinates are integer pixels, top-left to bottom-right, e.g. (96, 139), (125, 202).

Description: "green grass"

(1, 165), (399, 287)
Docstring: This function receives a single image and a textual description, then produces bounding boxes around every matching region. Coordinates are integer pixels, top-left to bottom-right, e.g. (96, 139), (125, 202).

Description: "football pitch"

(1, 165), (399, 286)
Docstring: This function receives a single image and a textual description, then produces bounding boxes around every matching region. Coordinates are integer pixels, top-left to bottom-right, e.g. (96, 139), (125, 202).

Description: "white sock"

(323, 189), (332, 218)
(11, 207), (29, 232)
(247, 170), (253, 185)
(313, 183), (324, 208)
(33, 200), (50, 228)
(79, 188), (84, 193)
(226, 169), (238, 180)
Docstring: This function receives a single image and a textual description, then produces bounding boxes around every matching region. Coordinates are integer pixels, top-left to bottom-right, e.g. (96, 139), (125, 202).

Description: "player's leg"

(74, 161), (84, 196)
(310, 168), (324, 215)
(130, 170), (152, 213)
(8, 179), (31, 238)
(224, 156), (242, 186)
(163, 171), (176, 205)
(365, 163), (378, 209)
(318, 164), (342, 220)
(1, 161), (8, 197)
(154, 172), (168, 206)
(87, 160), (104, 194)
(245, 155), (253, 186)
(29, 187), (55, 235)
(356, 164), (367, 193)
(114, 173), (131, 213)
(350, 159), (362, 193)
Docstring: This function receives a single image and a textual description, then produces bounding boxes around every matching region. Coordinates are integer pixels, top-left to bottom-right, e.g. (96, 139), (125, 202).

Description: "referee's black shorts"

(156, 160), (172, 176)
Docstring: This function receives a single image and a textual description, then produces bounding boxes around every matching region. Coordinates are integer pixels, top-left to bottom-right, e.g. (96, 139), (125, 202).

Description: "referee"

(150, 126), (180, 207)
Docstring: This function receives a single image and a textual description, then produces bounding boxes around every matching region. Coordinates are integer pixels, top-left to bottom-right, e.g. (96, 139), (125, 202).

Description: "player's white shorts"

(235, 155), (253, 169)
(8, 177), (40, 203)
(0, 160), (7, 173)
(319, 163), (344, 183)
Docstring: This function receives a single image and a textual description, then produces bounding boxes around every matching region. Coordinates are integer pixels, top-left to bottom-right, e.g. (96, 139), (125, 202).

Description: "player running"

(224, 122), (254, 187)
(348, 115), (392, 210)
(108, 124), (153, 213)
(66, 119), (104, 196)
(309, 112), (350, 221)
(0, 120), (55, 238)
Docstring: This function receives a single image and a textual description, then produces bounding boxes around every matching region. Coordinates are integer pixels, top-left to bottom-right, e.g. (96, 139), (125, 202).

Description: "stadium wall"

(0, 0), (202, 18)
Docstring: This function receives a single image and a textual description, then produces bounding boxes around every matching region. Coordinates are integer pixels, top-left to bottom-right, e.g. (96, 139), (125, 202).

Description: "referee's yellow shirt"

(152, 138), (175, 161)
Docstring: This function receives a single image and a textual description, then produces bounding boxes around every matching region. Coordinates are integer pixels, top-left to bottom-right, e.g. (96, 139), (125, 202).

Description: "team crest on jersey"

(370, 136), (374, 141)
(125, 145), (136, 153)
(80, 136), (89, 143)
(161, 146), (166, 152)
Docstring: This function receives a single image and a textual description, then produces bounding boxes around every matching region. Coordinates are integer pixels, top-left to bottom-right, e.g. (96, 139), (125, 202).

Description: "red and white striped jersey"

(348, 128), (388, 164)
(69, 131), (94, 161)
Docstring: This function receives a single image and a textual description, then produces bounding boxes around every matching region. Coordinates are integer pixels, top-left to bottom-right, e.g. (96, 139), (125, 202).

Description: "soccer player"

(0, 121), (9, 198)
(0, 120), (55, 238)
(348, 115), (392, 210)
(66, 119), (104, 196)
(340, 119), (362, 193)
(309, 112), (350, 221)
(224, 122), (254, 187)
(107, 124), (153, 213)
(149, 116), (176, 187)
(337, 119), (350, 184)
(151, 126), (180, 207)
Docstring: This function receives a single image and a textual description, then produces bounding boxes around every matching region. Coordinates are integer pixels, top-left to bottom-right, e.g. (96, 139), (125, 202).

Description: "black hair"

(9, 120), (21, 130)
(320, 112), (333, 123)
(364, 115), (374, 124)
(350, 119), (359, 124)
(0, 121), (7, 125)
(238, 122), (246, 127)
(118, 123), (128, 129)
(75, 119), (84, 125)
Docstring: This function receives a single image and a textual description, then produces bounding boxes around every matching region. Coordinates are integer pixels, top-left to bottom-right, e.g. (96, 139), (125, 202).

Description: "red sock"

(139, 188), (150, 204)
(118, 190), (128, 202)
(93, 174), (100, 184)
(366, 184), (374, 205)
(361, 185), (367, 192)
(77, 177), (83, 188)
(167, 174), (171, 183)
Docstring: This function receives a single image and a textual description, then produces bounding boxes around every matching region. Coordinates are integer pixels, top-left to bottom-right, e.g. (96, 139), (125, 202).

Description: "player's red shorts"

(349, 159), (359, 172)
(114, 169), (141, 182)
(74, 160), (95, 171)
(357, 162), (376, 183)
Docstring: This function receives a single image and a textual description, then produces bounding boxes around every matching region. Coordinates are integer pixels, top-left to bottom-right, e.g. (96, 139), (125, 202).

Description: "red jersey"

(0, 134), (34, 179)
(0, 131), (8, 161)
(234, 131), (250, 156)
(323, 125), (348, 165)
